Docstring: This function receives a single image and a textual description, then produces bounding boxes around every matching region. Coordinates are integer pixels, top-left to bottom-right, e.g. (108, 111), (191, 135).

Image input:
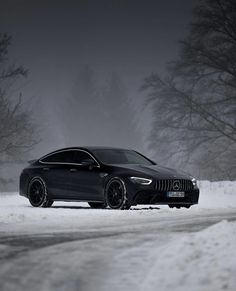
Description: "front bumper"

(132, 188), (199, 205)
(124, 177), (199, 206)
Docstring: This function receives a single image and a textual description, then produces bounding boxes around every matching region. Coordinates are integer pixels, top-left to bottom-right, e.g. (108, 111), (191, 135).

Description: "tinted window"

(41, 151), (74, 163)
(73, 151), (95, 164)
(92, 150), (153, 165)
(41, 150), (97, 165)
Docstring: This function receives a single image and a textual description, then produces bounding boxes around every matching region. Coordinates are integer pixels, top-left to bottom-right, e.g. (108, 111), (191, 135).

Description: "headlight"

(191, 178), (198, 188)
(129, 177), (153, 185)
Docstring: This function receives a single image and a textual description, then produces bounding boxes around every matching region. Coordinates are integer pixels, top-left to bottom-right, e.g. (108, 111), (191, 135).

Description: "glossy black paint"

(19, 147), (199, 207)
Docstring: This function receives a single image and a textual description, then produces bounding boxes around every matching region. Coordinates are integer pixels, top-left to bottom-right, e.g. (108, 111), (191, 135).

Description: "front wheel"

(28, 177), (53, 208)
(105, 178), (131, 210)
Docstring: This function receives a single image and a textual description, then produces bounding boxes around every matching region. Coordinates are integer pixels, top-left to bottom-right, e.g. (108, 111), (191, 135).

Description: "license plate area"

(167, 191), (185, 198)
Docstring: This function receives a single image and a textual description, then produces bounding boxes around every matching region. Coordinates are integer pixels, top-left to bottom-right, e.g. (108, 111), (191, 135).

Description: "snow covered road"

(0, 181), (236, 291)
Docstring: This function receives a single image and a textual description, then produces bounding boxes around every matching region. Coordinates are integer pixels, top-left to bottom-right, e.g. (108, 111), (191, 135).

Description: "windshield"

(92, 149), (154, 165)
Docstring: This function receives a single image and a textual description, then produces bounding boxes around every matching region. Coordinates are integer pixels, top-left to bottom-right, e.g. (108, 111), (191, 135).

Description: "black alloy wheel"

(28, 177), (53, 207)
(105, 178), (131, 210)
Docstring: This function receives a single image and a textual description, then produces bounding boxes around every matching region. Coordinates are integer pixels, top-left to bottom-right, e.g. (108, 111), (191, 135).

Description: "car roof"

(49, 146), (132, 151)
(84, 146), (133, 151)
(40, 146), (134, 158)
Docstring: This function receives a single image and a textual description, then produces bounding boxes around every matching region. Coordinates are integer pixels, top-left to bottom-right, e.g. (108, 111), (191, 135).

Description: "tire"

(42, 200), (54, 208)
(105, 177), (131, 210)
(88, 202), (107, 209)
(28, 177), (53, 208)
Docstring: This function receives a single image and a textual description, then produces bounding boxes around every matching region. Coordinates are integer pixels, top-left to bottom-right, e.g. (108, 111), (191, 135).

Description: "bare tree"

(0, 33), (37, 162)
(142, 0), (236, 180)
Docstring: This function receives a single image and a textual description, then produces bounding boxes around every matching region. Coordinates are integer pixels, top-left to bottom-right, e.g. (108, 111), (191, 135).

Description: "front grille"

(156, 179), (193, 192)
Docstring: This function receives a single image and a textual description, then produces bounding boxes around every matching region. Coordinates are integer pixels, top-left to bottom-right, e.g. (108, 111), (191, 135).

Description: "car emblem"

(173, 180), (180, 191)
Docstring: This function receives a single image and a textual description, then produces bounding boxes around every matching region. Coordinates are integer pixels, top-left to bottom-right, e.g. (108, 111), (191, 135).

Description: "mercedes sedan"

(19, 147), (199, 210)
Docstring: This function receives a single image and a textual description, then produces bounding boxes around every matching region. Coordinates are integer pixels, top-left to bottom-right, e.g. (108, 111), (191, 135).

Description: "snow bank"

(142, 220), (236, 291)
(199, 180), (236, 208)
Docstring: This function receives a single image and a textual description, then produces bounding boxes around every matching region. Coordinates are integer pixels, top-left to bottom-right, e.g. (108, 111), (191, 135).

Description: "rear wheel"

(88, 202), (107, 209)
(28, 177), (53, 208)
(105, 178), (131, 210)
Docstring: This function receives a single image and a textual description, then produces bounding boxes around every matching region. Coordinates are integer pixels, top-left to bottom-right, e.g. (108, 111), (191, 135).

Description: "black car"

(19, 147), (199, 210)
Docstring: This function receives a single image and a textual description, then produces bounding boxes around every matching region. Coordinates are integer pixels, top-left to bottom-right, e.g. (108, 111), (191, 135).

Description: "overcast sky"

(1, 0), (197, 79)
(0, 0), (198, 155)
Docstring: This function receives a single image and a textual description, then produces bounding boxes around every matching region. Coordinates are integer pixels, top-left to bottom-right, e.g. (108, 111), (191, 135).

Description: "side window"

(41, 151), (74, 163)
(73, 151), (96, 164)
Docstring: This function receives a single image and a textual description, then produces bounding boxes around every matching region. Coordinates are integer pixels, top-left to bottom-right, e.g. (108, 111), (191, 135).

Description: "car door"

(66, 150), (104, 201)
(40, 150), (78, 199)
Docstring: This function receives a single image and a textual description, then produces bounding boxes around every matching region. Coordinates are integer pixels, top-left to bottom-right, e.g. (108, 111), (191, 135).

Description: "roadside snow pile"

(142, 220), (236, 291)
(199, 181), (236, 208)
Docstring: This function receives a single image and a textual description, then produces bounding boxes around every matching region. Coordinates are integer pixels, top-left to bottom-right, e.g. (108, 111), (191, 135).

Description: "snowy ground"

(0, 181), (236, 291)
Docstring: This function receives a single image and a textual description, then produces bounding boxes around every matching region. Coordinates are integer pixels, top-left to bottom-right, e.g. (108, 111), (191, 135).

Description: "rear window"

(40, 150), (97, 165)
(41, 151), (74, 163)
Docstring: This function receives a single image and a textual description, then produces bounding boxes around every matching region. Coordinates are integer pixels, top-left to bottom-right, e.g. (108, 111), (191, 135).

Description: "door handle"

(69, 168), (77, 172)
(43, 167), (50, 171)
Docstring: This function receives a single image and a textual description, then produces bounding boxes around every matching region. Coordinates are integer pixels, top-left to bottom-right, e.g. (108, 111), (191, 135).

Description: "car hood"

(113, 164), (191, 180)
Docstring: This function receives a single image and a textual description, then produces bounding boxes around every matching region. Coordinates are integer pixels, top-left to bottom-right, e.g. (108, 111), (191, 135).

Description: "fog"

(0, 0), (196, 154)
(1, 0), (235, 190)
